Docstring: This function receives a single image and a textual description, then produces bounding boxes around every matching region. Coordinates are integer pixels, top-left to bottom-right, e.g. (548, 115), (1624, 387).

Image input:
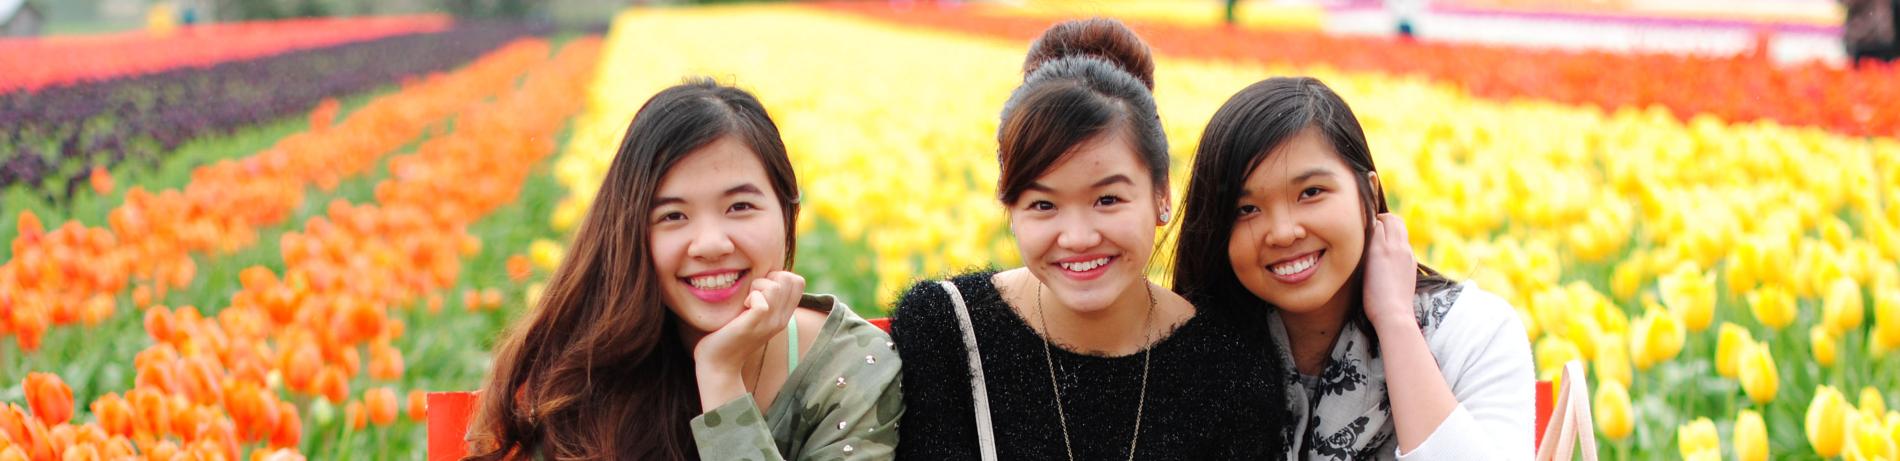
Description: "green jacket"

(689, 294), (903, 460)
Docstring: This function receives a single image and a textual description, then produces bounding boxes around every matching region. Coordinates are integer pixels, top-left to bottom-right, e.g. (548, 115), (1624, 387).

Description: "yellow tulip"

(1677, 417), (1720, 459)
(1811, 385), (1853, 457)
(1715, 322), (1753, 378)
(1735, 409), (1769, 461)
(1632, 302), (1685, 369)
(551, 198), (587, 232)
(1813, 325), (1840, 367)
(1534, 336), (1582, 380)
(1864, 387), (1888, 420)
(1825, 277), (1867, 335)
(1738, 341), (1779, 404)
(1747, 284), (1798, 331)
(1875, 285), (1900, 349)
(1847, 414), (1893, 461)
(525, 282), (546, 309)
(1594, 334), (1631, 388)
(529, 239), (565, 271)
(1594, 380), (1634, 441)
(1660, 262), (1716, 332)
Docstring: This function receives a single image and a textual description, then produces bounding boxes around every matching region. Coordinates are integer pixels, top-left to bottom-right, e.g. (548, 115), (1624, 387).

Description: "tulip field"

(2, 2), (1898, 459)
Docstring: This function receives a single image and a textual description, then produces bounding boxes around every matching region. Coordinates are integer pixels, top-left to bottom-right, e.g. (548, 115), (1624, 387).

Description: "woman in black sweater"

(890, 19), (1288, 460)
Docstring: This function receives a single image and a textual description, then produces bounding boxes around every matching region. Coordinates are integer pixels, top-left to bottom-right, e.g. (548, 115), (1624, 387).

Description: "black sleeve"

(891, 280), (981, 460)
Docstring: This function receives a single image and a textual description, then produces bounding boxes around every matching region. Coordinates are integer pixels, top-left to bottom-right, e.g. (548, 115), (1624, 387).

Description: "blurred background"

(1, 0), (1895, 459)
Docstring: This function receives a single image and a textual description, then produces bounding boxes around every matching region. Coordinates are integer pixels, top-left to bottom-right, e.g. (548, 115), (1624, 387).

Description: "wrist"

(695, 366), (748, 412)
(1369, 312), (1420, 337)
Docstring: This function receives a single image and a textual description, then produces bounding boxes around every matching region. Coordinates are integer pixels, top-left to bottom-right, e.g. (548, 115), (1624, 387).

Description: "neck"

(1280, 292), (1354, 376)
(1032, 276), (1154, 356)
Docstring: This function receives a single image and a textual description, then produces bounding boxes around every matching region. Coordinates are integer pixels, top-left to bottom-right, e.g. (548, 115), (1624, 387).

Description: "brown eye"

(1236, 204), (1260, 217)
(1299, 187), (1324, 199)
(1027, 200), (1055, 211)
(1095, 195), (1125, 207)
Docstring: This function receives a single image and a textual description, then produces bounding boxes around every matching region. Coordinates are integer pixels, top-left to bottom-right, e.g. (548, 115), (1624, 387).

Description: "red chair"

(426, 318), (1555, 460)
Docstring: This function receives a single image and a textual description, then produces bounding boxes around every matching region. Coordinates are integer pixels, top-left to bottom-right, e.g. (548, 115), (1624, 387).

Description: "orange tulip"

(344, 400), (367, 431)
(368, 345), (404, 381)
(507, 254), (533, 282)
(89, 166), (114, 196)
(23, 373), (73, 426)
(313, 367), (349, 404)
(407, 390), (428, 421)
(89, 394), (134, 437)
(364, 387), (399, 426)
(268, 401), (301, 449)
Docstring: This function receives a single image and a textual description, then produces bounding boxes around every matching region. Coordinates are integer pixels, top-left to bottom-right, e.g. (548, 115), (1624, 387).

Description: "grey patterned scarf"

(1271, 284), (1462, 460)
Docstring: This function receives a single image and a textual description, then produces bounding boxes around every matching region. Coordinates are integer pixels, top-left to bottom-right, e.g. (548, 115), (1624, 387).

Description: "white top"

(1390, 282), (1537, 460)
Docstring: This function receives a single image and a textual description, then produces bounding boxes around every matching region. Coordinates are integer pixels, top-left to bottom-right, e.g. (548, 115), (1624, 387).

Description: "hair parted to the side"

(1171, 76), (1456, 351)
(996, 18), (1168, 206)
(462, 77), (798, 461)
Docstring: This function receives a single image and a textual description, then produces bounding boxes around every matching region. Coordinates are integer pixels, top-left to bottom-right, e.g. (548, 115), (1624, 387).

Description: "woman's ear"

(1155, 193), (1172, 226)
(1367, 171), (1385, 206)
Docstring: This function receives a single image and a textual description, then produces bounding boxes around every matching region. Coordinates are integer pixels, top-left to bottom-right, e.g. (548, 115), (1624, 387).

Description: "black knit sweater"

(891, 271), (1288, 460)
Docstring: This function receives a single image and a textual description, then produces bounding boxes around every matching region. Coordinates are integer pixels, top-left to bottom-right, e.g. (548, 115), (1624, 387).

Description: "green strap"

(786, 316), (799, 372)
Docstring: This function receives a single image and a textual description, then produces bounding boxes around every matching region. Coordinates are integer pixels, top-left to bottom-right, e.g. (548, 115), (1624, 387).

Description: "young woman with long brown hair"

(462, 79), (901, 460)
(1172, 76), (1534, 460)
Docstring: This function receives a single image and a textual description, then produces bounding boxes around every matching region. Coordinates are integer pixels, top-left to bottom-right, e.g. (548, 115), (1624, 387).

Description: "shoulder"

(890, 270), (1000, 330)
(1423, 282), (1533, 381)
(1440, 282), (1524, 336)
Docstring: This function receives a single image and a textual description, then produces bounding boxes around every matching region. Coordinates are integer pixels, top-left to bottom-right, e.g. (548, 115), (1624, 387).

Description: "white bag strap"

(1536, 360), (1599, 461)
(940, 280), (998, 461)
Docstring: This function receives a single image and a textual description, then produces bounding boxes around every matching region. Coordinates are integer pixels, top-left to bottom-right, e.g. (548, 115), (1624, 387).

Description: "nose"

(1053, 211), (1103, 252)
(1263, 206), (1305, 248)
(685, 220), (735, 261)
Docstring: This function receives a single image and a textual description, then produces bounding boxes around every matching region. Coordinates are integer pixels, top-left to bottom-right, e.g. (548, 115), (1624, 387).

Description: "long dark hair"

(463, 78), (799, 460)
(996, 18), (1167, 206)
(1172, 76), (1455, 350)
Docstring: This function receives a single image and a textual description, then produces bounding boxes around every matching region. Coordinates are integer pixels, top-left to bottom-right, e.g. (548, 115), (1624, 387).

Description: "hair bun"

(1022, 18), (1155, 90)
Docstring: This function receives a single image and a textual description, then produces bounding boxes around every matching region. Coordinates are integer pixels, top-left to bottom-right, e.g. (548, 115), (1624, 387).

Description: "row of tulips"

(0, 22), (553, 196)
(0, 38), (553, 354)
(559, 5), (1898, 457)
(0, 37), (600, 460)
(823, 2), (1900, 138)
(0, 15), (449, 93)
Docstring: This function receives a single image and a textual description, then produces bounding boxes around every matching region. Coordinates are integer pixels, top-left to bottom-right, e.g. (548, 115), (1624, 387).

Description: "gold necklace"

(1037, 281), (1154, 461)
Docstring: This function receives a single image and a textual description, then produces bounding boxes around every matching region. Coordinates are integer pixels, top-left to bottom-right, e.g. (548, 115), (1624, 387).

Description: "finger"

(1375, 214), (1390, 250)
(778, 271), (807, 296)
(1382, 213), (1410, 246)
(745, 290), (770, 311)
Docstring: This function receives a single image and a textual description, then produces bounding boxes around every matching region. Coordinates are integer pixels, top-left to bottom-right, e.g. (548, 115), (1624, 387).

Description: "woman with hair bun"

(891, 18), (1289, 460)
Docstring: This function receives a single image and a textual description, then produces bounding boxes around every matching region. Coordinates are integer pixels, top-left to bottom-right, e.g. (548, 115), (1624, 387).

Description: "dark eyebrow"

(1025, 174), (1134, 193)
(724, 183), (765, 197)
(1293, 168), (1336, 184)
(1091, 174), (1134, 189)
(653, 183), (766, 207)
(1237, 169), (1335, 200)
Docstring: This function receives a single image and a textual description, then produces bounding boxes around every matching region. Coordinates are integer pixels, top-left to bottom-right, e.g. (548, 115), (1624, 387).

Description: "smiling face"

(649, 136), (790, 334)
(1010, 128), (1167, 313)
(1227, 127), (1368, 317)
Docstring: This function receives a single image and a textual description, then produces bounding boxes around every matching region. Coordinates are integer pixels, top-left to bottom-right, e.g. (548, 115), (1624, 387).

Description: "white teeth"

(1059, 257), (1111, 272)
(689, 272), (739, 290)
(1271, 253), (1318, 276)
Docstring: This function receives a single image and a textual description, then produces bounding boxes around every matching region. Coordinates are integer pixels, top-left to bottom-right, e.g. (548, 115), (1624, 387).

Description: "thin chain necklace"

(1037, 281), (1154, 461)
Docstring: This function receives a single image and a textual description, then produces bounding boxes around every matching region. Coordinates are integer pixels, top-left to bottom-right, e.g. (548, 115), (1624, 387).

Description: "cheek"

(649, 230), (688, 274)
(1227, 229), (1256, 271)
(739, 219), (790, 268)
(1008, 215), (1053, 258)
(1107, 213), (1156, 258)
